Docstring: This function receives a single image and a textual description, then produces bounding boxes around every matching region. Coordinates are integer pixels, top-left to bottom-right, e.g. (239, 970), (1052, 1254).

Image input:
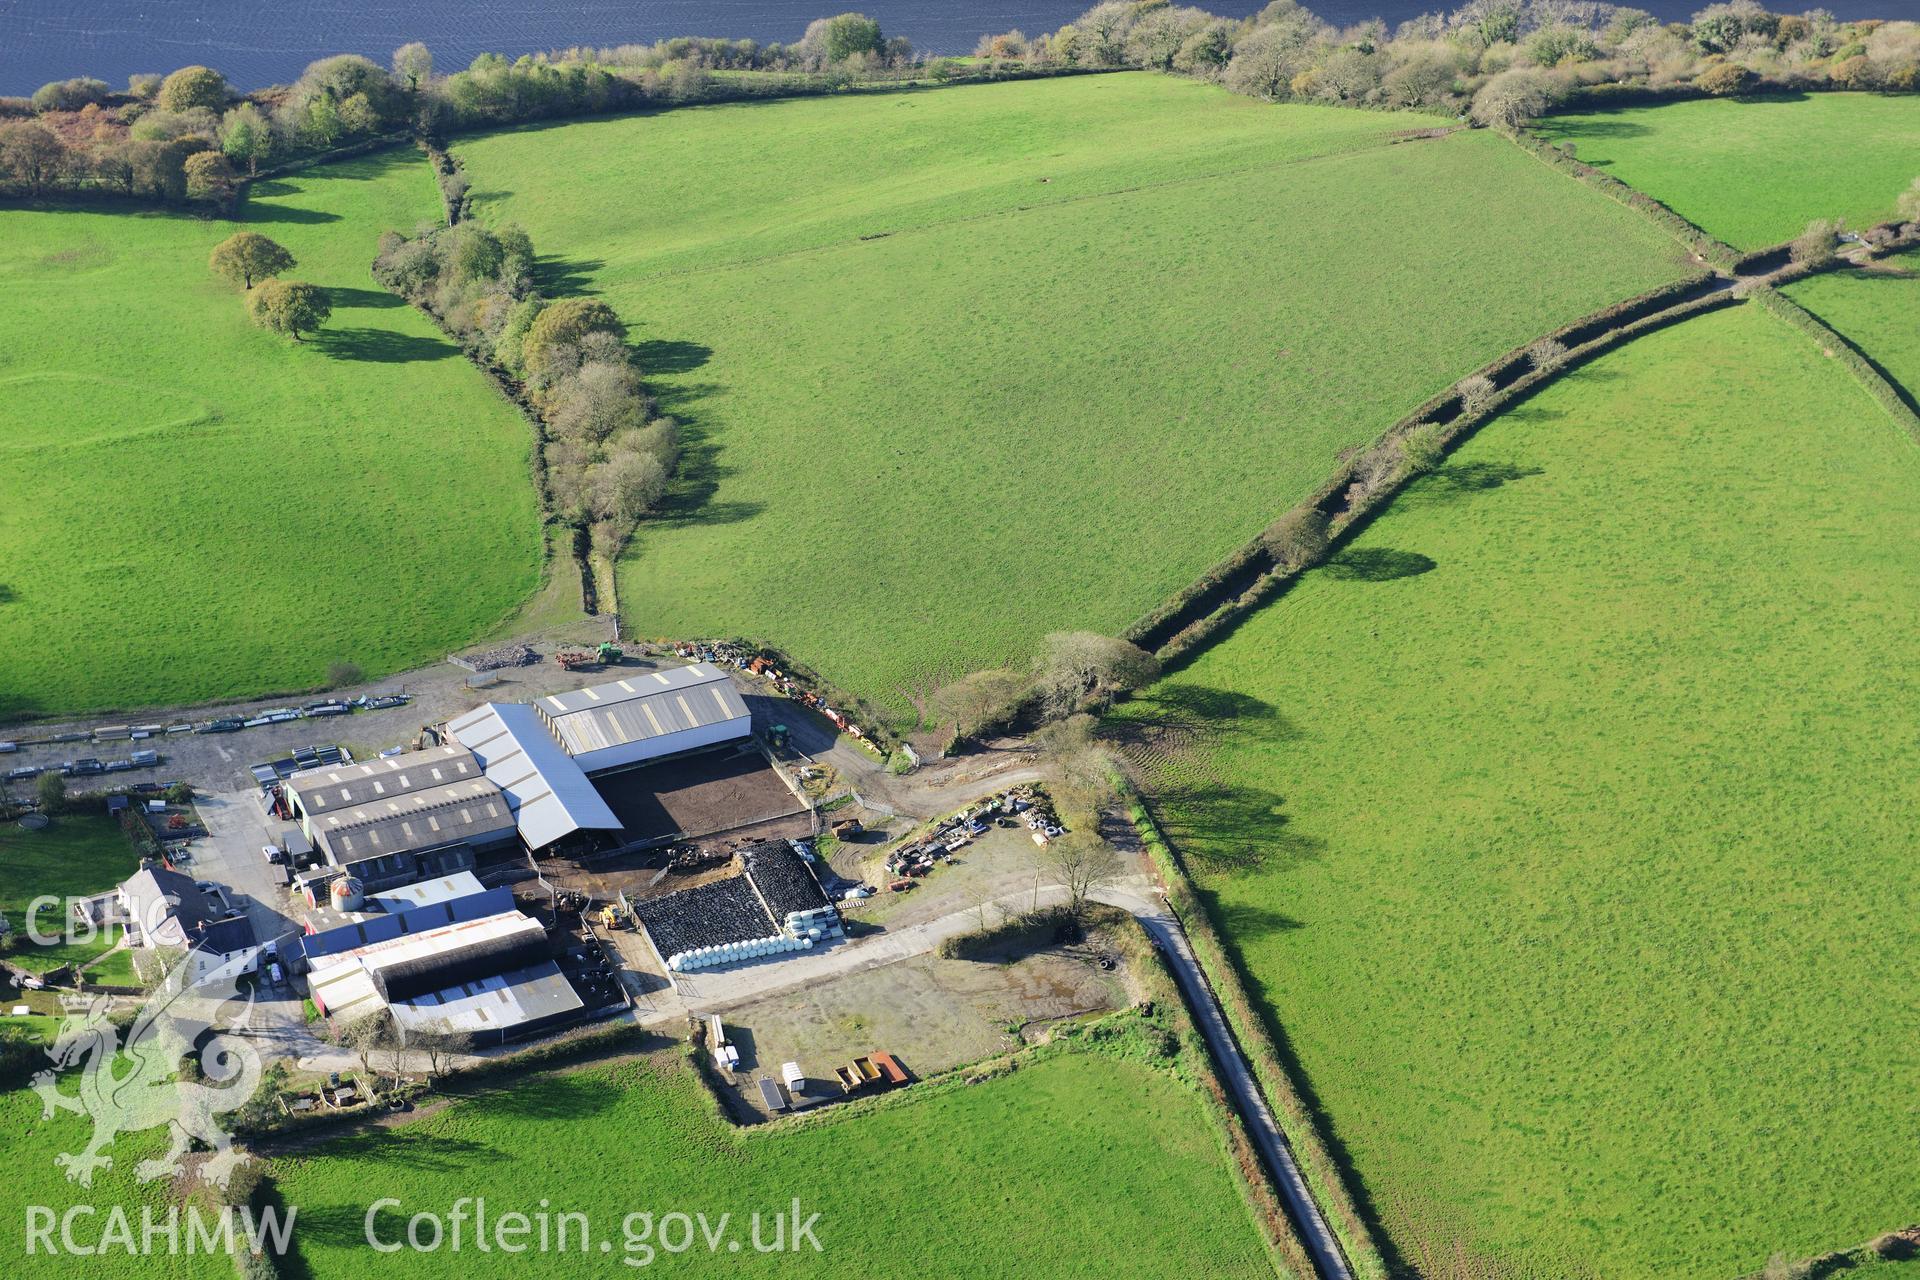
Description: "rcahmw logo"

(31, 942), (266, 1188)
(25, 1203), (295, 1258)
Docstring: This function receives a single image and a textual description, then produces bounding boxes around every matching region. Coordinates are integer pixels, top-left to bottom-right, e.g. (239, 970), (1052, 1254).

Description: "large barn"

(533, 663), (751, 774)
(282, 744), (518, 883)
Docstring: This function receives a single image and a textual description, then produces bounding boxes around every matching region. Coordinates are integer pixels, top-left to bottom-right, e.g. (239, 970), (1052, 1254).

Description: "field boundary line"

(1114, 776), (1385, 1280)
(1508, 126), (1742, 272)
(1751, 285), (1920, 447)
(1125, 272), (1736, 670)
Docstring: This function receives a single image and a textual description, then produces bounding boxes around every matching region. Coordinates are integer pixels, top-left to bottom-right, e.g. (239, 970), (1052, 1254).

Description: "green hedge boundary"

(1509, 127), (1741, 271)
(1130, 273), (1734, 669)
(1752, 286), (1920, 446)
(1117, 775), (1389, 1280)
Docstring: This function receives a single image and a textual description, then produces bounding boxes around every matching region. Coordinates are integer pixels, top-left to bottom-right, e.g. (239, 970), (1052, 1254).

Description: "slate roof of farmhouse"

(535, 664), (749, 757)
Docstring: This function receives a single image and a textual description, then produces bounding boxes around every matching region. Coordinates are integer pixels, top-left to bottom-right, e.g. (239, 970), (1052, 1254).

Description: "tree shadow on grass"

(323, 285), (405, 311)
(239, 202), (342, 226)
(0, 584), (15, 604)
(1404, 460), (1544, 509)
(1321, 547), (1436, 582)
(1190, 880), (1413, 1279)
(533, 253), (605, 296)
(633, 337), (712, 375)
(313, 327), (455, 364)
(1109, 688), (1324, 873)
(635, 383), (764, 533)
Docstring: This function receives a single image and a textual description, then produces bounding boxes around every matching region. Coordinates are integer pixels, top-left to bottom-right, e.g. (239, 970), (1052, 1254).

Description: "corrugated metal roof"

(287, 744), (485, 815)
(313, 778), (516, 863)
(447, 702), (622, 849)
(389, 960), (584, 1036)
(536, 664), (750, 757)
(301, 886), (514, 966)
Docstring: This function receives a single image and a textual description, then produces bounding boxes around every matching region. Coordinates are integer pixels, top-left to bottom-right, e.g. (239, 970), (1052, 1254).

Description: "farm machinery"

(554, 642), (625, 671)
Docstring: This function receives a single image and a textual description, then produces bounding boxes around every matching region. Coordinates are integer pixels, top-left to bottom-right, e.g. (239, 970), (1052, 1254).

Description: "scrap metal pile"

(674, 640), (875, 745)
(882, 785), (1060, 893)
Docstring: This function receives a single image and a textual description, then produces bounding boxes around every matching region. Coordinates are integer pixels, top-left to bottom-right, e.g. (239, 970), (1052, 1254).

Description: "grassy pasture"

(1786, 254), (1920, 405)
(0, 1082), (228, 1279)
(1539, 93), (1920, 250)
(0, 813), (137, 972)
(0, 150), (542, 719)
(1114, 303), (1920, 1277)
(457, 73), (1688, 721)
(269, 1045), (1273, 1278)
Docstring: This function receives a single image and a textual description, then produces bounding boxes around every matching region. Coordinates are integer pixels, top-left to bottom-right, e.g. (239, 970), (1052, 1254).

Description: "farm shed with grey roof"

(284, 745), (486, 841)
(535, 663), (751, 774)
(310, 778), (517, 865)
(446, 701), (623, 850)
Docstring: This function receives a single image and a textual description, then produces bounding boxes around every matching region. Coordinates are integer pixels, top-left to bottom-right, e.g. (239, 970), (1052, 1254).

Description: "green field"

(0, 150), (543, 719)
(457, 73), (1688, 720)
(1540, 94), (1920, 251)
(0, 813), (137, 972)
(1116, 303), (1920, 1277)
(0, 1083), (227, 1279)
(1786, 254), (1920, 405)
(270, 1044), (1273, 1277)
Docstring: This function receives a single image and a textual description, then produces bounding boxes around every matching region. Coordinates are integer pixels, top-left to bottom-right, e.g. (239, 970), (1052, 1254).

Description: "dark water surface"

(0, 0), (1897, 94)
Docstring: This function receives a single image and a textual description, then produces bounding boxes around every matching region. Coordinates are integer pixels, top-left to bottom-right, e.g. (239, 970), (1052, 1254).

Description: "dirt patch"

(591, 746), (804, 842)
(708, 933), (1128, 1120)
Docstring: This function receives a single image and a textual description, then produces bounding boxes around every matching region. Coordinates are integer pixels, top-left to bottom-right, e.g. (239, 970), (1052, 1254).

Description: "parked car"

(262, 845), (284, 865)
(266, 962), (285, 986)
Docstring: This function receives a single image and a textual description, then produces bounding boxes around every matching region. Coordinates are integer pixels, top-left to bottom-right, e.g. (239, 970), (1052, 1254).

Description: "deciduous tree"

(1034, 632), (1159, 718)
(209, 231), (295, 289)
(0, 122), (66, 195)
(246, 279), (331, 341)
(220, 103), (272, 174)
(158, 65), (229, 112)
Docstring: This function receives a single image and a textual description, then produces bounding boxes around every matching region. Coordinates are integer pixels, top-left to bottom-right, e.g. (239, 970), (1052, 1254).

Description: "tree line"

(974, 0), (1919, 129)
(0, 14), (952, 207)
(372, 222), (679, 564)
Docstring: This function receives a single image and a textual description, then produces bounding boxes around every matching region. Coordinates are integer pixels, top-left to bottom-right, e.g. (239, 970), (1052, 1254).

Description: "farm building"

(305, 900), (594, 1045)
(117, 865), (256, 972)
(446, 701), (623, 851)
(534, 663), (751, 774)
(283, 745), (517, 875)
(631, 840), (842, 975)
(297, 871), (503, 969)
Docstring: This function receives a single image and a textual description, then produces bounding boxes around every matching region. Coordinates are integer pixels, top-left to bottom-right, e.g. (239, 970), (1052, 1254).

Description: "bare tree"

(1035, 714), (1120, 813)
(1034, 632), (1159, 719)
(934, 668), (1029, 749)
(338, 1010), (397, 1090)
(1046, 834), (1124, 927)
(1260, 507), (1329, 570)
(413, 1029), (476, 1078)
(1456, 374), (1496, 416)
(1528, 338), (1569, 373)
(1789, 217), (1843, 267)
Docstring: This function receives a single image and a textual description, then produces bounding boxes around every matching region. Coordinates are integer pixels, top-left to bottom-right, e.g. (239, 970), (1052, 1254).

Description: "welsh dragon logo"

(32, 945), (265, 1189)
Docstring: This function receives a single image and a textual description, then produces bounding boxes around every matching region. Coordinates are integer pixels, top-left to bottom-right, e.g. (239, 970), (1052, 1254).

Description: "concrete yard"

(707, 937), (1131, 1120)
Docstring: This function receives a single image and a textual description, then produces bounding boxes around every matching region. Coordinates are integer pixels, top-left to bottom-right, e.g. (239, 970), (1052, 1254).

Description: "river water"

(0, 0), (1893, 95)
